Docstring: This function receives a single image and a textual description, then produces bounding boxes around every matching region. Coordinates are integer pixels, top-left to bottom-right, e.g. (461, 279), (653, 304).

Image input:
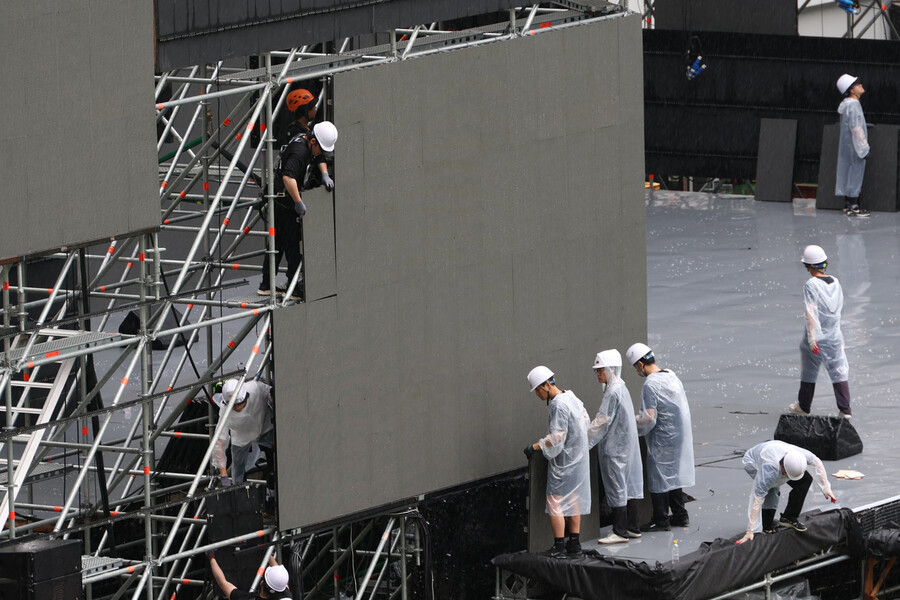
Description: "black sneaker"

(854, 208), (871, 217)
(639, 521), (671, 533)
(670, 515), (690, 527)
(762, 525), (778, 535)
(778, 515), (807, 532)
(542, 546), (568, 559)
(566, 541), (583, 556)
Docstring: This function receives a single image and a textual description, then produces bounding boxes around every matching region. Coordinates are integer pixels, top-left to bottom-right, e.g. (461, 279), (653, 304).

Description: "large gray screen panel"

(0, 2), (159, 261)
(275, 15), (647, 530)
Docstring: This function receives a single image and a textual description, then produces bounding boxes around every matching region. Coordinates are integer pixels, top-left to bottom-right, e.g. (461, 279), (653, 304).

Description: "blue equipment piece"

(835, 0), (859, 14)
(686, 56), (707, 81)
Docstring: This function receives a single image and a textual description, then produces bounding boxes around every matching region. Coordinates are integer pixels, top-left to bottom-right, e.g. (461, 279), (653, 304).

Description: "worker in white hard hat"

(587, 350), (644, 545)
(213, 378), (275, 496)
(835, 73), (870, 217)
(625, 343), (695, 533)
(788, 245), (852, 419)
(259, 120), (339, 299)
(735, 441), (836, 545)
(524, 366), (591, 558)
(208, 551), (293, 599)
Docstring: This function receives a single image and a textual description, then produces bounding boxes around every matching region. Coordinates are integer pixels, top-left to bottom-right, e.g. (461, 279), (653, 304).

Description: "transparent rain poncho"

(800, 275), (848, 383)
(635, 370), (695, 494)
(214, 381), (274, 467)
(587, 368), (643, 508)
(742, 441), (833, 533)
(537, 390), (592, 517)
(835, 97), (869, 198)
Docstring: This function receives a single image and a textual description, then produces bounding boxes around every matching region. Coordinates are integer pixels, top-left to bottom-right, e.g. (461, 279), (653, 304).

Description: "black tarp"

(492, 509), (861, 600)
(867, 528), (900, 559)
(774, 414), (863, 461)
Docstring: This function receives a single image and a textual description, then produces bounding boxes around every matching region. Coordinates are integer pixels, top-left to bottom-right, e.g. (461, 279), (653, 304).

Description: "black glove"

(206, 549), (216, 561)
(293, 200), (307, 217)
(524, 445), (536, 460)
(220, 476), (232, 487)
(322, 173), (335, 192)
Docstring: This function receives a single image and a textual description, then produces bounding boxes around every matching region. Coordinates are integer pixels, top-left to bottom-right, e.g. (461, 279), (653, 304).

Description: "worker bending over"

(524, 366), (591, 558)
(588, 350), (644, 544)
(213, 378), (275, 499)
(736, 440), (836, 544)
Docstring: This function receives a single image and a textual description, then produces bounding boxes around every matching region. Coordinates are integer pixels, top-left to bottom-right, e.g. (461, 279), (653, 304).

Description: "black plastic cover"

(773, 414), (863, 461)
(492, 509), (861, 600)
(866, 528), (900, 559)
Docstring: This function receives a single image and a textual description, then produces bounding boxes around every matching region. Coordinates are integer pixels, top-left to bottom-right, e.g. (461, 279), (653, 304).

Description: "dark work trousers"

(651, 489), (687, 526)
(612, 500), (642, 536)
(783, 472), (813, 519)
(797, 381), (851, 415)
(260, 201), (302, 290)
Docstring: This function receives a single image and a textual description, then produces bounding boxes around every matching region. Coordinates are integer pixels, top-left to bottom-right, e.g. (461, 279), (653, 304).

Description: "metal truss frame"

(0, 3), (626, 600)
(797, 0), (900, 39)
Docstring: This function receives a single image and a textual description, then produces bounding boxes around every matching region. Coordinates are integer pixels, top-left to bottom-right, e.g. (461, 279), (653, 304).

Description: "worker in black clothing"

(279, 89), (334, 192)
(259, 121), (338, 299)
(208, 552), (292, 600)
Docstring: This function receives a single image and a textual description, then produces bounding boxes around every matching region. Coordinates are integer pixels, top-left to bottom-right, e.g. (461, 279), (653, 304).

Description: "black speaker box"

(774, 414), (863, 460)
(0, 538), (81, 586)
(29, 572), (81, 600)
(206, 486), (265, 543)
(0, 577), (20, 600)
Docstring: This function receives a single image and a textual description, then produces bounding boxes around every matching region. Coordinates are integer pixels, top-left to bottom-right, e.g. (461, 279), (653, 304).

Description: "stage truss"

(0, 4), (626, 599)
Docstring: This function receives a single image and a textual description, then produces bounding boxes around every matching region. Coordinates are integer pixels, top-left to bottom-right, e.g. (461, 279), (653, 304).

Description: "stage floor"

(587, 192), (900, 565)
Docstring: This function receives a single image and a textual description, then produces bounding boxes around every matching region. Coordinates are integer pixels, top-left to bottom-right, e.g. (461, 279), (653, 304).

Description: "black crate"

(206, 486), (265, 543)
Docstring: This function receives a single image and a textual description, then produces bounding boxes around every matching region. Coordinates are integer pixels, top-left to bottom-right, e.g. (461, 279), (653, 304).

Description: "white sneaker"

(598, 532), (629, 545)
(839, 412), (852, 420)
(788, 403), (810, 416)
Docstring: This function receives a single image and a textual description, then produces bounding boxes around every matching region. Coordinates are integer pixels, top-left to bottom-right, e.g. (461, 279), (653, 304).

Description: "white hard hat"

(312, 121), (338, 152)
(527, 366), (554, 392)
(782, 450), (807, 481)
(592, 349), (622, 370)
(221, 379), (248, 404)
(801, 245), (827, 266)
(625, 343), (653, 366)
(836, 74), (859, 95)
(264, 564), (289, 592)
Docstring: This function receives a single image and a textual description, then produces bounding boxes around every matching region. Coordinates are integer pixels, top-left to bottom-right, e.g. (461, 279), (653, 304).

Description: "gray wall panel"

(275, 15), (647, 530)
(303, 187), (337, 300)
(0, 2), (159, 261)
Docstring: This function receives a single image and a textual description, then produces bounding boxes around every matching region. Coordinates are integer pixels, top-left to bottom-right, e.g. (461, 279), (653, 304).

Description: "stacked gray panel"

(274, 15), (647, 531)
(0, 1), (159, 261)
(755, 119), (797, 203)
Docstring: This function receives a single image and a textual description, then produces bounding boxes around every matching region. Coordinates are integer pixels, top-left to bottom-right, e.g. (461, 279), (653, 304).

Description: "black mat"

(492, 508), (860, 600)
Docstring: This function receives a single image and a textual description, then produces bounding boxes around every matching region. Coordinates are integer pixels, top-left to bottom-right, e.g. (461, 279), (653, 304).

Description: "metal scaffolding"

(0, 3), (625, 599)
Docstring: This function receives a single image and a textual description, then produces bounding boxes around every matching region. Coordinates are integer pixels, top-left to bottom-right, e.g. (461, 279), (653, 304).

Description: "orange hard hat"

(286, 89), (315, 112)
